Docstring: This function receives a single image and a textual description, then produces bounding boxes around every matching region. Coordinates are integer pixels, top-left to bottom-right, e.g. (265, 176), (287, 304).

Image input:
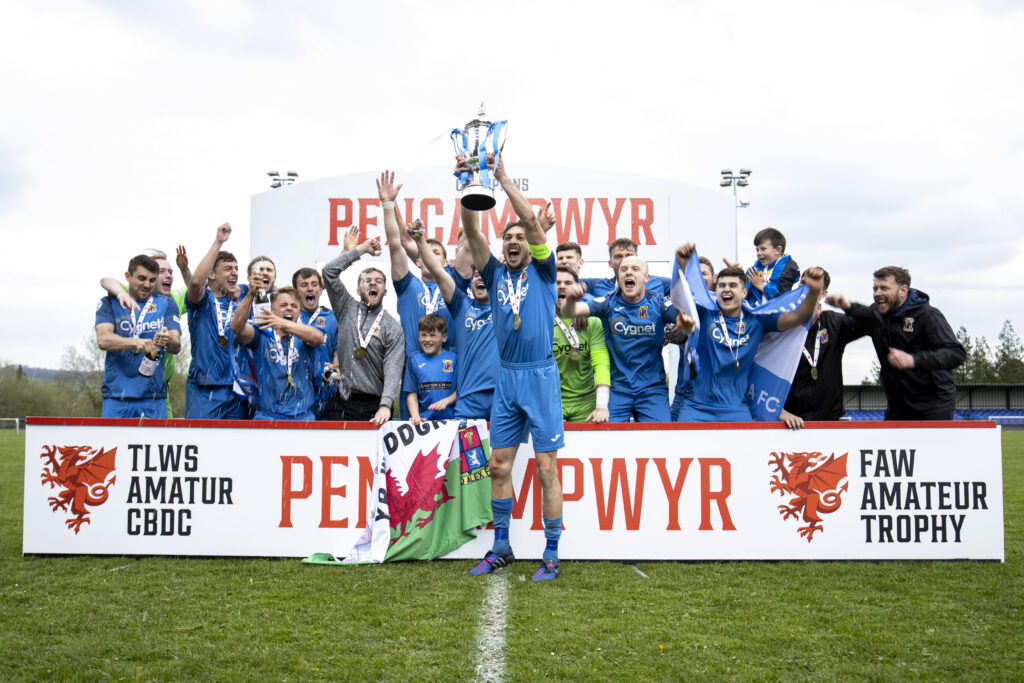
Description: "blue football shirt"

(403, 350), (457, 420)
(95, 294), (181, 399)
(481, 253), (558, 364)
(689, 303), (780, 408)
(246, 327), (318, 419)
(395, 272), (455, 355)
(445, 289), (498, 398)
(588, 291), (677, 392)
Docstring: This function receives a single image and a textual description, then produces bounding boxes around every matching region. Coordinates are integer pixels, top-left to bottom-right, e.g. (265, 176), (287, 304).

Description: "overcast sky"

(2, 0), (1022, 382)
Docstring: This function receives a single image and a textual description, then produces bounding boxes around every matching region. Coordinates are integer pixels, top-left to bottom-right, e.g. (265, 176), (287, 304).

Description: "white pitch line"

(474, 571), (509, 683)
(630, 564), (649, 578)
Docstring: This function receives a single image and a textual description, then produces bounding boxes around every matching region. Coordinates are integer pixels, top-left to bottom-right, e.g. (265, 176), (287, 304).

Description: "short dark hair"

(556, 242), (582, 257)
(247, 255), (276, 276)
(418, 313), (447, 334)
(502, 219), (526, 236)
(753, 227), (786, 251)
(608, 238), (638, 256)
(358, 267), (386, 287)
(698, 256), (714, 271)
(270, 286), (299, 304)
(214, 251), (237, 268)
(292, 267), (323, 289)
(556, 266), (579, 282)
(873, 266), (910, 288)
(717, 266), (747, 285)
(424, 238), (447, 260)
(128, 254), (160, 276)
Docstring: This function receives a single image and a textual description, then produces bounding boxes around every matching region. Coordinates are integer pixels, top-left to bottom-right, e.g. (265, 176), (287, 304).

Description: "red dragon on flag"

(385, 444), (455, 544)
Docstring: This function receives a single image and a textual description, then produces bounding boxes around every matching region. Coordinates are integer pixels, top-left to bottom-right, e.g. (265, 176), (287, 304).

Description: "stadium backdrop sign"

(249, 166), (736, 279)
(23, 419), (1003, 561)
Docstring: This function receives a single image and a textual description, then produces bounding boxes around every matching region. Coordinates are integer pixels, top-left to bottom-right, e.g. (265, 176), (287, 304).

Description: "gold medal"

(354, 346), (367, 359)
(513, 314), (521, 330)
(569, 348), (581, 361)
(287, 374), (295, 387)
(218, 335), (228, 348)
(811, 367), (818, 381)
(734, 359), (740, 372)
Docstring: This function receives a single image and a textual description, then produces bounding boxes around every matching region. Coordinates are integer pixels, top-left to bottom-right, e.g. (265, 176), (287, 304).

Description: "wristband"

(381, 201), (395, 209)
(595, 385), (610, 411)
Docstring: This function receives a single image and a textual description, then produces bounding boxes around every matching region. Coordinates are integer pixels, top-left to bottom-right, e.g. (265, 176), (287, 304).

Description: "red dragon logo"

(40, 445), (117, 534)
(769, 451), (848, 542)
(385, 444), (454, 544)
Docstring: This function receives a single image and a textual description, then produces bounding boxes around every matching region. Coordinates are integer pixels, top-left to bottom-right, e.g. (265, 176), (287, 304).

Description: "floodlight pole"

(720, 168), (751, 262)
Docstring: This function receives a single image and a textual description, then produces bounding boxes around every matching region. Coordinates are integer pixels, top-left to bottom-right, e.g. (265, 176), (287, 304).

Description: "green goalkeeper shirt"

(552, 316), (611, 403)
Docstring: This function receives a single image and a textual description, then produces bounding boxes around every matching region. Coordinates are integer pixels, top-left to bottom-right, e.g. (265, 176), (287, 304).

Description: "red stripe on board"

(26, 417), (996, 430)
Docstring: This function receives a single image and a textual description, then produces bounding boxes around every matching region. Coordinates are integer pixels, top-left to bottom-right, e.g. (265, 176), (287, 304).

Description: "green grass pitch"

(2, 430), (1021, 681)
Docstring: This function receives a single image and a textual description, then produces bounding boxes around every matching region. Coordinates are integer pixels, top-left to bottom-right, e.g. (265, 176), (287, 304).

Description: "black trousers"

(326, 392), (382, 421)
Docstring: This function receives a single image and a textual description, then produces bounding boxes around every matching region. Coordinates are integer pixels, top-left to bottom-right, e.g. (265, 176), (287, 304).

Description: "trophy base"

(460, 185), (496, 211)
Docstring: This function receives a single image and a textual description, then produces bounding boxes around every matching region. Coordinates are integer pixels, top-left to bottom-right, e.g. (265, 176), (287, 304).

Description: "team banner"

(23, 419), (1003, 561)
(322, 419), (492, 563)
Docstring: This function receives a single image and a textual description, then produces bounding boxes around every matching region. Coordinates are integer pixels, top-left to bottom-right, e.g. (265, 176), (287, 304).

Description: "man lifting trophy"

(451, 104), (507, 210)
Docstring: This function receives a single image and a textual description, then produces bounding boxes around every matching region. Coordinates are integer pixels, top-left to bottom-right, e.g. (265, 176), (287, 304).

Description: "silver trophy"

(450, 104), (507, 210)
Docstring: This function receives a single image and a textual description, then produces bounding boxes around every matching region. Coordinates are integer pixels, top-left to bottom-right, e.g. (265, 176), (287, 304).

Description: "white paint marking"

(474, 571), (509, 682)
(630, 564), (649, 579)
(108, 563), (134, 572)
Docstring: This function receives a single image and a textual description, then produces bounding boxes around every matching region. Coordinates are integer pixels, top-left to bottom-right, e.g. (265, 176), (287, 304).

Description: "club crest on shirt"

(817, 328), (829, 344)
(443, 359), (454, 372)
(903, 317), (914, 333)
(736, 320), (747, 335)
(638, 306), (648, 319)
(143, 300), (158, 314)
(312, 315), (325, 329)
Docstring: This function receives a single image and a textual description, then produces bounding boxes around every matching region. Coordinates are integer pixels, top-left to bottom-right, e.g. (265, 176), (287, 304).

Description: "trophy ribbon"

(505, 270), (527, 331)
(129, 296), (155, 339)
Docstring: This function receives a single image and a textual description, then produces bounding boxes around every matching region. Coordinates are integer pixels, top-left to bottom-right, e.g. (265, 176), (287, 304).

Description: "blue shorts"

(102, 397), (167, 419)
(185, 382), (248, 420)
(453, 389), (494, 421)
(676, 401), (754, 423)
(490, 359), (564, 451)
(609, 386), (670, 423)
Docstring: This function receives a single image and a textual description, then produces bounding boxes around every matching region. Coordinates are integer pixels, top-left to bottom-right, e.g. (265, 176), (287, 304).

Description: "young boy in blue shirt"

(404, 313), (458, 424)
(729, 227), (800, 306)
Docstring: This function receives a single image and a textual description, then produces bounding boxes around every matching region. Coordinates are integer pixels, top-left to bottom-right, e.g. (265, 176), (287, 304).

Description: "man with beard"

(184, 223), (249, 419)
(461, 154), (565, 581)
(231, 284), (323, 421)
(321, 227), (403, 426)
(100, 247), (193, 416)
(95, 254), (182, 418)
(673, 243), (824, 422)
(779, 268), (864, 429)
(553, 267), (610, 423)
(826, 266), (965, 421)
(562, 256), (682, 422)
(410, 222), (499, 421)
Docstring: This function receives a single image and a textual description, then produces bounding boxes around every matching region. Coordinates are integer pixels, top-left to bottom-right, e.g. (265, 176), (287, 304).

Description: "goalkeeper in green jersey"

(553, 267), (611, 422)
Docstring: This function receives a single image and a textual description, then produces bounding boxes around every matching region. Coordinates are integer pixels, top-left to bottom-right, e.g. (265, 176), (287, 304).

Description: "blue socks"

(491, 497), (513, 554)
(543, 514), (562, 562)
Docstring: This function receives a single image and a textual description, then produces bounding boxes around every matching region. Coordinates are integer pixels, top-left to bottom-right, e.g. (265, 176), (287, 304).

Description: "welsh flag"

(303, 419), (493, 564)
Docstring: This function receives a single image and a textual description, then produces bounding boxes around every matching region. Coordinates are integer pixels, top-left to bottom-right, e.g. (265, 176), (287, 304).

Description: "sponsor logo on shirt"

(611, 316), (657, 337)
(117, 318), (165, 335)
(464, 312), (493, 332)
(495, 282), (529, 306)
(711, 326), (749, 348)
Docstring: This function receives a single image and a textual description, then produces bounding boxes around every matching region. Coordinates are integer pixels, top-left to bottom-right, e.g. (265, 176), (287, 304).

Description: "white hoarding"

(24, 419), (1003, 561)
(250, 166), (736, 282)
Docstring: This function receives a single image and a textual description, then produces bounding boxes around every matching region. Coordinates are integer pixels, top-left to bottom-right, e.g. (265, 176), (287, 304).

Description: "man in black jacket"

(827, 266), (965, 421)
(780, 268), (864, 429)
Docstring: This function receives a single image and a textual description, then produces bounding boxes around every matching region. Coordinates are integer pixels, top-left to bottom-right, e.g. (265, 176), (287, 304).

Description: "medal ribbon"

(801, 322), (821, 370)
(555, 317), (580, 349)
(356, 306), (386, 350)
(422, 282), (443, 315)
(505, 270), (527, 319)
(215, 297), (235, 340)
(716, 309), (743, 369)
(272, 330), (295, 380)
(129, 297), (155, 338)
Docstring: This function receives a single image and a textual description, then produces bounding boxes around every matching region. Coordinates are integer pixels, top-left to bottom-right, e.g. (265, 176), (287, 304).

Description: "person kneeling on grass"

(231, 284), (323, 421)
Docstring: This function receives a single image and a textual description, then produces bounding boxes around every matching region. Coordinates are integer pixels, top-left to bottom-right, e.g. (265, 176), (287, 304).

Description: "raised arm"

(494, 156), (545, 245)
(457, 158), (493, 273)
(175, 245), (193, 289)
(777, 267), (824, 332)
(377, 170), (409, 281)
(560, 283), (592, 319)
(188, 223), (231, 303)
(412, 230), (456, 302)
(231, 280), (257, 345)
(322, 227), (382, 311)
(99, 277), (137, 312)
